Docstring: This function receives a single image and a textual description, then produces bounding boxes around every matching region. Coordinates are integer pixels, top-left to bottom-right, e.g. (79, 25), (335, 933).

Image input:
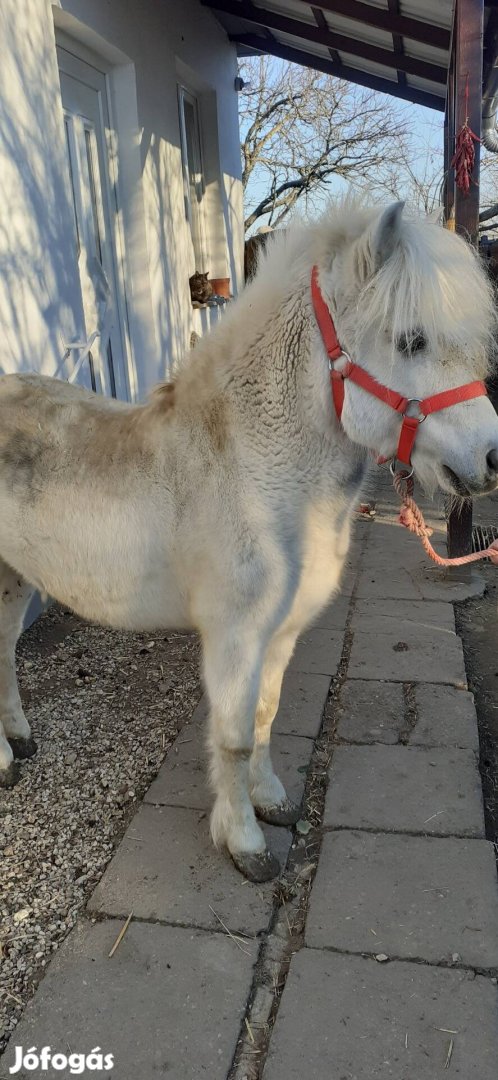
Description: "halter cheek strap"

(311, 265), (488, 467)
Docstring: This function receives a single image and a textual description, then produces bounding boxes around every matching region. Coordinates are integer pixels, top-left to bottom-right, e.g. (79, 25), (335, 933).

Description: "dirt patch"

(0, 606), (201, 1048)
(456, 566), (498, 846)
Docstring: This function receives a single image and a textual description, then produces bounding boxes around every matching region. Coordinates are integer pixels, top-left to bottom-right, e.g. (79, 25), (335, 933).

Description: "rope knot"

(392, 469), (498, 569)
(398, 500), (433, 537)
(398, 505), (415, 529)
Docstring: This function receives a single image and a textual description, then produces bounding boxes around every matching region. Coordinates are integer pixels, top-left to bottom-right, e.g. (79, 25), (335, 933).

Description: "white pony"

(1, 202), (497, 881)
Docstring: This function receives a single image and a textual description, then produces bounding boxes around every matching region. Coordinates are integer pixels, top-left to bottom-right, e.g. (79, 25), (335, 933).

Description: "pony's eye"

(396, 331), (427, 356)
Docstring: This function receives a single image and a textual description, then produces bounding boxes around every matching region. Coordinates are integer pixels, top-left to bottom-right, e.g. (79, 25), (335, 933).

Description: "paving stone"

(0, 920), (257, 1080)
(306, 831), (498, 967)
(88, 804), (291, 934)
(418, 569), (486, 602)
(272, 670), (330, 737)
(311, 591), (351, 630)
(354, 521), (485, 603)
(351, 598), (455, 633)
(340, 539), (364, 596)
(355, 564), (425, 600)
(348, 623), (467, 686)
(324, 745), (484, 837)
(366, 521), (446, 556)
(340, 567), (357, 597)
(337, 679), (404, 744)
(356, 562), (485, 603)
(262, 950), (498, 1080)
(356, 487), (484, 601)
(411, 685), (479, 750)
(291, 627), (343, 676)
(354, 527), (441, 600)
(145, 733), (312, 811)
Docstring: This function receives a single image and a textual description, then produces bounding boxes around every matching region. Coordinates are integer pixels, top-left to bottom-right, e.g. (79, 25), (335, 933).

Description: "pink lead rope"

(393, 471), (498, 568)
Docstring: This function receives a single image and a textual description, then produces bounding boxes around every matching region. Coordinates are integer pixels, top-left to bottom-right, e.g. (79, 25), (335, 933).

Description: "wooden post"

(444, 37), (455, 227)
(446, 0), (484, 557)
(454, 0), (483, 246)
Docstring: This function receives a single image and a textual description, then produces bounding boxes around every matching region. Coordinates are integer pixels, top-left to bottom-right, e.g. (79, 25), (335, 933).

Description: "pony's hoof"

(0, 761), (21, 788)
(231, 847), (281, 882)
(255, 798), (301, 827)
(9, 736), (38, 760)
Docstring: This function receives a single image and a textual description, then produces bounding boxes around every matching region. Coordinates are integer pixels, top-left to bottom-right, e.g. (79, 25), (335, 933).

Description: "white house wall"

(0, 0), (244, 397)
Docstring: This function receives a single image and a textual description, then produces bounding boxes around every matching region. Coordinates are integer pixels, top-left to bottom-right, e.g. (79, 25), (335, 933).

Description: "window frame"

(178, 84), (208, 272)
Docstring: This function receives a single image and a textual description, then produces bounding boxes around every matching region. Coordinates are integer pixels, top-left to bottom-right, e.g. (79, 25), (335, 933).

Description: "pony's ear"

(372, 201), (405, 269)
(428, 206), (444, 224)
(352, 201), (405, 284)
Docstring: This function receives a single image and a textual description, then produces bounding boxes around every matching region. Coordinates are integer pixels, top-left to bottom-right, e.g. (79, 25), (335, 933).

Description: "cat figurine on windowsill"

(189, 271), (213, 308)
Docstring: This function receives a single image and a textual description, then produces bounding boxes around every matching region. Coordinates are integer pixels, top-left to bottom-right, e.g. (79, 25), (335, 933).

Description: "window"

(178, 86), (206, 271)
(58, 46), (129, 400)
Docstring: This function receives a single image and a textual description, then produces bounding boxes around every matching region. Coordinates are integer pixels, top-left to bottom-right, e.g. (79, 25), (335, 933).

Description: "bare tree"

(362, 126), (445, 215)
(364, 122), (498, 224)
(240, 55), (412, 233)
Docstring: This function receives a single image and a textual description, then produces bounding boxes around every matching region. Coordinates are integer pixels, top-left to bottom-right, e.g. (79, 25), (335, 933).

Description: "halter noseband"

(311, 265), (487, 471)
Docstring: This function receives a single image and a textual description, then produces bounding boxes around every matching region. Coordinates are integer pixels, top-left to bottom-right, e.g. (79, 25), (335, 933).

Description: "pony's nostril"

(486, 448), (498, 474)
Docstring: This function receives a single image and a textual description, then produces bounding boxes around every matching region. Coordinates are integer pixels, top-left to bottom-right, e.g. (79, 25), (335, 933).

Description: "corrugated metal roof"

(203, 0), (455, 110)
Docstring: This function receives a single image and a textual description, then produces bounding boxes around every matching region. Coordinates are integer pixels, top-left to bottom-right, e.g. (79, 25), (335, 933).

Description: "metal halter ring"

(389, 460), (414, 480)
(329, 350), (353, 373)
(403, 398), (427, 423)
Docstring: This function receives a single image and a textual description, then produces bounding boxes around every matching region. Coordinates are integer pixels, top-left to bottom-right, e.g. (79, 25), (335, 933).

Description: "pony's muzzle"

(442, 453), (498, 497)
(486, 447), (498, 476)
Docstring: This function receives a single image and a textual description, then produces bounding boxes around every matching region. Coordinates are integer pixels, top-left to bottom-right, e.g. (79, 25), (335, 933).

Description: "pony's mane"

(163, 201), (495, 405)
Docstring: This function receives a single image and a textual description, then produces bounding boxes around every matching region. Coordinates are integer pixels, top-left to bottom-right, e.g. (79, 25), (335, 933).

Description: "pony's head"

(318, 201), (498, 496)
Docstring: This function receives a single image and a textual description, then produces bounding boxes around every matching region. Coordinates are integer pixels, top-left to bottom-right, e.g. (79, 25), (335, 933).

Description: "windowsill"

(190, 298), (230, 311)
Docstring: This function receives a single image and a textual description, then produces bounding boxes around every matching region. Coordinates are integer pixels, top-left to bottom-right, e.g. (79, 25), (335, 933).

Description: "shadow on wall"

(222, 172), (244, 296)
(139, 64), (243, 378)
(0, 4), (85, 379)
(140, 126), (186, 379)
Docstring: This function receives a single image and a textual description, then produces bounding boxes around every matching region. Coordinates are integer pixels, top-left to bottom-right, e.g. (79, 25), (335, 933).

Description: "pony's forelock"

(358, 217), (496, 362)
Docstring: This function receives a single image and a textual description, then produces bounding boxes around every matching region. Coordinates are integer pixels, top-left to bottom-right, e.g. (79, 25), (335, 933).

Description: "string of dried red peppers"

(451, 74), (481, 196)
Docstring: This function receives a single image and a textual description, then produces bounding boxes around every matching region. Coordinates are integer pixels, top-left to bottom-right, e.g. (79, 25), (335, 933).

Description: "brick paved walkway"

(2, 478), (498, 1079)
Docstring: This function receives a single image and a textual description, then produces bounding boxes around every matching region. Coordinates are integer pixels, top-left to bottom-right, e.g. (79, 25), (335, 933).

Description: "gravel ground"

(0, 606), (201, 1049)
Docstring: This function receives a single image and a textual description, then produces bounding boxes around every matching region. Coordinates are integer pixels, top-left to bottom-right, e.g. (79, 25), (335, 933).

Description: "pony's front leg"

(250, 630), (301, 826)
(203, 628), (280, 883)
(0, 564), (36, 787)
(0, 722), (17, 787)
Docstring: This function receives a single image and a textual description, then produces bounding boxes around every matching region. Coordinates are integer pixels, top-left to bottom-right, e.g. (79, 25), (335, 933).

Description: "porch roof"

(203, 0), (494, 112)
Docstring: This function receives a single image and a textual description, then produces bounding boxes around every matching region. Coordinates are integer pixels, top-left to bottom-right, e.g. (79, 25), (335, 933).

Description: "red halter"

(311, 265), (487, 468)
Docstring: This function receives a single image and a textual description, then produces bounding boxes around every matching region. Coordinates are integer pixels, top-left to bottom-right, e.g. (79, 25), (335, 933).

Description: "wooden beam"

(387, 0), (407, 89)
(205, 0), (448, 83)
(446, 0), (484, 559)
(292, 0), (451, 50)
(312, 5), (341, 66)
(230, 33), (446, 111)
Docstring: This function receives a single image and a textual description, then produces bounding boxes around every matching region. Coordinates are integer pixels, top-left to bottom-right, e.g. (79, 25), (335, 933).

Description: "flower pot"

(210, 277), (231, 298)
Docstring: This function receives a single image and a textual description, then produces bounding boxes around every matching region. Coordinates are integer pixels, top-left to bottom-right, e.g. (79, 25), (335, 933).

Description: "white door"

(58, 46), (129, 399)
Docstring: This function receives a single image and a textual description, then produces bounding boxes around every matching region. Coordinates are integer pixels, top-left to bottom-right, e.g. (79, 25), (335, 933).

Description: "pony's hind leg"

(203, 625), (281, 883)
(0, 561), (35, 787)
(250, 629), (301, 826)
